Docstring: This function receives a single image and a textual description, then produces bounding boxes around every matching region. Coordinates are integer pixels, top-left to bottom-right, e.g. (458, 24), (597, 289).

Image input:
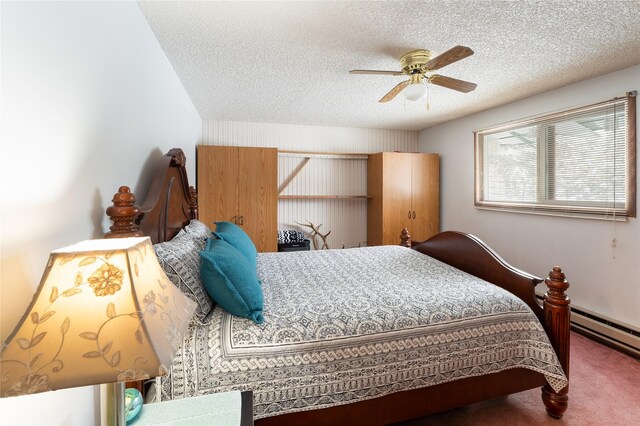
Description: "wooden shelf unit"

(277, 151), (369, 198)
(278, 195), (370, 199)
(278, 150), (370, 159)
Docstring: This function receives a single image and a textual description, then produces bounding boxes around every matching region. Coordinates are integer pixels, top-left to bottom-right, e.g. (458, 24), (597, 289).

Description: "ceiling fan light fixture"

(404, 82), (427, 102)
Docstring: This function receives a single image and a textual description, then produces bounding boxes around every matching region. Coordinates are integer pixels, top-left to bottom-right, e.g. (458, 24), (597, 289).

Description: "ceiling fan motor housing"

(400, 49), (432, 74)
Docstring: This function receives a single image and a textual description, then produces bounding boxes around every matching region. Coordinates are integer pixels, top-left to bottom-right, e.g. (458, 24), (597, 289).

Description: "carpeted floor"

(397, 332), (640, 425)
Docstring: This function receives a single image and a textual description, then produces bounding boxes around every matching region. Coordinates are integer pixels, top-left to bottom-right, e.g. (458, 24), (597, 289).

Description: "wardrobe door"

(197, 145), (240, 228)
(367, 153), (383, 246)
(410, 154), (440, 242)
(382, 152), (413, 245)
(238, 147), (278, 252)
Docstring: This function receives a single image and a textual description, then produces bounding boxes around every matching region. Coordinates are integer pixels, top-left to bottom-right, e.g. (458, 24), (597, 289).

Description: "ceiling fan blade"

(350, 69), (404, 76)
(429, 75), (477, 93)
(424, 45), (474, 71)
(379, 80), (410, 103)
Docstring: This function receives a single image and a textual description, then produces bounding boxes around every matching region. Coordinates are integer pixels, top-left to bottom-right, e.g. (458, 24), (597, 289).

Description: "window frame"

(474, 93), (636, 220)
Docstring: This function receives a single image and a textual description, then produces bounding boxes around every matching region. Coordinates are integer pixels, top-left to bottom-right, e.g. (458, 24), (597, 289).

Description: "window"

(474, 93), (636, 220)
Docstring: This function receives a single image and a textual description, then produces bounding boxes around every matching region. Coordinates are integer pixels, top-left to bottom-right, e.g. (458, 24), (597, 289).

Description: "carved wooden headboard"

(105, 148), (198, 243)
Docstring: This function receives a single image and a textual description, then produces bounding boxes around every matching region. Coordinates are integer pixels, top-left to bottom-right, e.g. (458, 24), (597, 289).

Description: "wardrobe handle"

(408, 211), (411, 219)
(240, 215), (244, 226)
(413, 211), (416, 219)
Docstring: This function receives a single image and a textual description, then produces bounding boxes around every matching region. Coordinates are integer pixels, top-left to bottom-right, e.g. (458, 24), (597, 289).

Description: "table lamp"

(0, 237), (196, 425)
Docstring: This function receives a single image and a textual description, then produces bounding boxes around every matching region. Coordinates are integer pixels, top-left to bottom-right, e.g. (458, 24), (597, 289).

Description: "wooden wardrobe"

(367, 152), (439, 246)
(197, 145), (278, 252)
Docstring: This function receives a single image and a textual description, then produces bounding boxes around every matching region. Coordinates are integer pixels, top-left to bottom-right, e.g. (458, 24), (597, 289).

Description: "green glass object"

(125, 388), (143, 423)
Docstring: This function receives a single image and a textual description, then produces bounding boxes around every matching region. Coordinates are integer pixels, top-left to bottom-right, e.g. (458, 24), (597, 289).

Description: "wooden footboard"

(401, 228), (570, 418)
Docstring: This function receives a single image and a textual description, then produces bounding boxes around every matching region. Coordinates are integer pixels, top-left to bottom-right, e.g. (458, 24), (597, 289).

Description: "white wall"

(203, 120), (418, 249)
(0, 2), (201, 424)
(418, 65), (640, 329)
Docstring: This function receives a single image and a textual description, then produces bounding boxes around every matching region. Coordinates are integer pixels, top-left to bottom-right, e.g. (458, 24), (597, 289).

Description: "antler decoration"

(295, 220), (331, 250)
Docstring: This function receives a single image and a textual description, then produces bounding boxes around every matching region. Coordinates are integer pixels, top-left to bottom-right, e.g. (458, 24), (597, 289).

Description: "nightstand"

(130, 391), (253, 425)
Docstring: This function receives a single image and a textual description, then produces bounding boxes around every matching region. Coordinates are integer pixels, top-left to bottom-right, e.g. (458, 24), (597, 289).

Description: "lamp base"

(100, 382), (126, 426)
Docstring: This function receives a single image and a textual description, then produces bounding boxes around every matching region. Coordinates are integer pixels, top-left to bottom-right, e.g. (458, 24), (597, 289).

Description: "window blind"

(475, 94), (636, 219)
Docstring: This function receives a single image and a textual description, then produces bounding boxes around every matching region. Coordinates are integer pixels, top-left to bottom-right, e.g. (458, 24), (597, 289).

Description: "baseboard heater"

(536, 295), (640, 358)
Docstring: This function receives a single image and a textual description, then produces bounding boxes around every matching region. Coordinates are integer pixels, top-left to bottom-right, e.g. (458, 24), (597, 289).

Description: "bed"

(105, 148), (570, 425)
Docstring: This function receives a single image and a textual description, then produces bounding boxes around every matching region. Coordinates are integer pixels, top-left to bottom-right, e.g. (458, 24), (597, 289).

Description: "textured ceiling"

(139, 1), (640, 131)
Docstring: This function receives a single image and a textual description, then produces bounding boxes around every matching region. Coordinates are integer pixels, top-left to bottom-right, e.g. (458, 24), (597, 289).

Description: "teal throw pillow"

(213, 221), (257, 269)
(199, 238), (264, 324)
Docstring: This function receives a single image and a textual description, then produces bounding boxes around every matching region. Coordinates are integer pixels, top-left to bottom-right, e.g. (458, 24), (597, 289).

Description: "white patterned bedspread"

(161, 246), (567, 419)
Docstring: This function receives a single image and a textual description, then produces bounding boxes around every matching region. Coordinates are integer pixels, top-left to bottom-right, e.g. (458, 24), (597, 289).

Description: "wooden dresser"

(197, 145), (277, 252)
(367, 152), (439, 245)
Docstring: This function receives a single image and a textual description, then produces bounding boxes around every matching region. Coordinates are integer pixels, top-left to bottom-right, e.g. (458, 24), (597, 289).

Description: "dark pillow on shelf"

(154, 232), (214, 325)
(213, 221), (257, 270)
(199, 237), (264, 324)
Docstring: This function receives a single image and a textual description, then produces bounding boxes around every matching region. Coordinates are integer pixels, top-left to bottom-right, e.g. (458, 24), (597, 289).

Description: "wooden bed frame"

(105, 148), (570, 425)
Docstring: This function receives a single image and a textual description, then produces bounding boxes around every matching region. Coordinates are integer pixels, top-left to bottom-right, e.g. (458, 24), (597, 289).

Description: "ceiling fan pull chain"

(425, 80), (430, 111)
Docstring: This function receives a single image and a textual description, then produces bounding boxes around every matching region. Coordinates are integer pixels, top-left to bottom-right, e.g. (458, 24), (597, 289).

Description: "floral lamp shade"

(1, 237), (196, 398)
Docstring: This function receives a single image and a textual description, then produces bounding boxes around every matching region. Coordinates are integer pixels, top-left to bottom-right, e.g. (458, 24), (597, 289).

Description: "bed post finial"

(400, 228), (411, 247)
(189, 186), (198, 219)
(167, 148), (186, 167)
(541, 266), (570, 419)
(105, 186), (144, 239)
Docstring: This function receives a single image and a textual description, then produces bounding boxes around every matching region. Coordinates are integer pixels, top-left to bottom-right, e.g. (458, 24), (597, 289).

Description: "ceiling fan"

(350, 45), (477, 103)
